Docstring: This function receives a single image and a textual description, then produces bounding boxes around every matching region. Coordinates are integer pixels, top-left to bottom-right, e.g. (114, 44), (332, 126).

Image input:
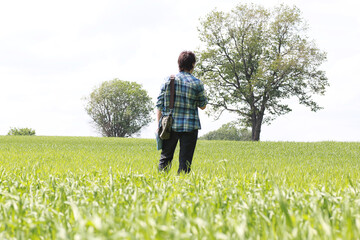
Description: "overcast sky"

(1, 0), (359, 141)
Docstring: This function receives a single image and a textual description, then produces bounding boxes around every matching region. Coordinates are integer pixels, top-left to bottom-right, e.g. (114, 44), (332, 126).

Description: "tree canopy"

(85, 79), (153, 137)
(196, 4), (329, 141)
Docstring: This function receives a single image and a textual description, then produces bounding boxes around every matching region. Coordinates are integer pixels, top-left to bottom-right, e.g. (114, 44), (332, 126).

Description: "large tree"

(85, 79), (153, 137)
(196, 4), (329, 141)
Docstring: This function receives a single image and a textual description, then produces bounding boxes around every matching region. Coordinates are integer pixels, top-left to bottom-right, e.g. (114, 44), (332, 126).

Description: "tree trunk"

(251, 113), (264, 141)
(251, 121), (261, 141)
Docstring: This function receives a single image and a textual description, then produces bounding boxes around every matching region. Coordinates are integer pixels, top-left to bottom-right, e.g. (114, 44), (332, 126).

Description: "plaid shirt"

(156, 72), (208, 132)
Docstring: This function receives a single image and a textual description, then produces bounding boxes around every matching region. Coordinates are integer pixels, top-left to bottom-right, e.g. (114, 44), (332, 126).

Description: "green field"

(0, 136), (360, 239)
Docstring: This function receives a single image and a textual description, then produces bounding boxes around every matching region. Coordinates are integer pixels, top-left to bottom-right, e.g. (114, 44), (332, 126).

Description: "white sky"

(1, 0), (359, 141)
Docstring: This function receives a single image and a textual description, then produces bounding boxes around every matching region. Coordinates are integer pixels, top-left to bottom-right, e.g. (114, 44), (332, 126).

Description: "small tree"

(200, 122), (252, 141)
(8, 127), (36, 136)
(85, 79), (153, 137)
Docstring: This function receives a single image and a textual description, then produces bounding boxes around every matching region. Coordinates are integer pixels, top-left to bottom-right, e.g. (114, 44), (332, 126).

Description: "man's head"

(178, 51), (196, 72)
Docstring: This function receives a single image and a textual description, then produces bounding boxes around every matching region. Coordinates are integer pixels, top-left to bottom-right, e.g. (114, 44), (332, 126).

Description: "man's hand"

(157, 109), (162, 124)
(156, 109), (162, 134)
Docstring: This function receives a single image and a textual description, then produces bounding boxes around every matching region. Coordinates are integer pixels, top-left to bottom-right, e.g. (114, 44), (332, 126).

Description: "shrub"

(7, 127), (36, 136)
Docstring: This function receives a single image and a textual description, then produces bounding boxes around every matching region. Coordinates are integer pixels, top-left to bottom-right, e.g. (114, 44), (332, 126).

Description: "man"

(156, 51), (208, 174)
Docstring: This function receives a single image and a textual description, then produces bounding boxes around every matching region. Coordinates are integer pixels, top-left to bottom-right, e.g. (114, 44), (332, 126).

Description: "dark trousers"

(159, 130), (198, 174)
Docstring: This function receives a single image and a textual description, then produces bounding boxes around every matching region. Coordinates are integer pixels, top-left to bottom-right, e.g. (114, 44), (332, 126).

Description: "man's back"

(158, 71), (207, 132)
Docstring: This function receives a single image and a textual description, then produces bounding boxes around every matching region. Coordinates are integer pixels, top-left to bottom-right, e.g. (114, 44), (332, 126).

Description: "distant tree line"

(200, 122), (252, 141)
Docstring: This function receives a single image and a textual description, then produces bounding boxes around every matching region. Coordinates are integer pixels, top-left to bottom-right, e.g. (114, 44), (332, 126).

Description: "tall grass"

(0, 136), (359, 239)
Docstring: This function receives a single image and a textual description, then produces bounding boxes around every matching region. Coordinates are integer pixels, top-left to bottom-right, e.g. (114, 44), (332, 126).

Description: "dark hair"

(178, 51), (196, 72)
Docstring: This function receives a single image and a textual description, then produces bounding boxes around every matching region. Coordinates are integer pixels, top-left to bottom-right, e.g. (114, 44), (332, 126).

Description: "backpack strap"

(169, 75), (175, 111)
